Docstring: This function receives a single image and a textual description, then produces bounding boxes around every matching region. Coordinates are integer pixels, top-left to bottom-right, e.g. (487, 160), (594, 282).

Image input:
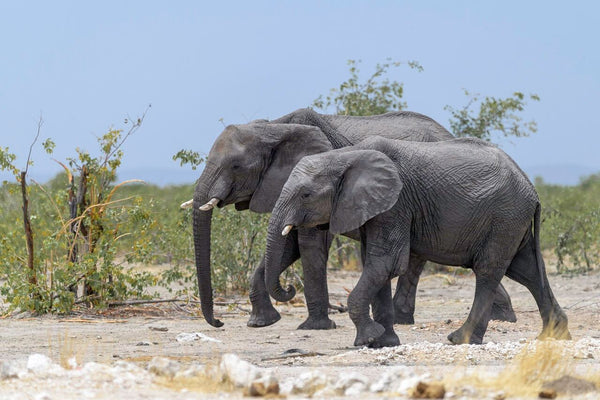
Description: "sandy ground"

(1, 269), (600, 399)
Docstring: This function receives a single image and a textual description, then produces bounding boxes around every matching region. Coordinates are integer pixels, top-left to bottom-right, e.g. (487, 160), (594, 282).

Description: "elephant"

(188, 107), (516, 330)
(264, 136), (570, 346)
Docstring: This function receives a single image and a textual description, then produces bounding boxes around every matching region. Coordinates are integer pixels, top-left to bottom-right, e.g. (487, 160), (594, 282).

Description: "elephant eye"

(231, 164), (241, 170)
(301, 192), (311, 199)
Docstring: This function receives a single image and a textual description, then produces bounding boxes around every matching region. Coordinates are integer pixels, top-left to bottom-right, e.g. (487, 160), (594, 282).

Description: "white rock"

(332, 372), (369, 396)
(219, 353), (262, 388)
(147, 357), (181, 378)
(66, 357), (77, 369)
(370, 366), (416, 392)
(175, 364), (208, 379)
(27, 354), (52, 372)
(285, 370), (329, 394)
(176, 332), (222, 343)
(0, 361), (20, 380)
(26, 354), (63, 376)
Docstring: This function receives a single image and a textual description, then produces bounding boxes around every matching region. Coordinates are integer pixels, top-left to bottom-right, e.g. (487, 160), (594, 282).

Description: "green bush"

(537, 174), (600, 273)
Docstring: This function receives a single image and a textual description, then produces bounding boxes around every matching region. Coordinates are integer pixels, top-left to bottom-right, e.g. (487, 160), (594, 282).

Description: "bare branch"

(24, 114), (44, 176)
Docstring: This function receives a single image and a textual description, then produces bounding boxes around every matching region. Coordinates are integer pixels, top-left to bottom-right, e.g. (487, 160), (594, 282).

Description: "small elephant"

(189, 107), (515, 330)
(265, 136), (570, 346)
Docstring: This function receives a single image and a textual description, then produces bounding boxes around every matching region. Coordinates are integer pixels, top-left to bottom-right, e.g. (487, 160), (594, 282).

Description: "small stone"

(136, 341), (152, 346)
(148, 357), (181, 378)
(288, 370), (328, 394)
(149, 326), (168, 332)
(220, 353), (263, 388)
(247, 378), (280, 396)
(538, 389), (557, 399)
(411, 381), (446, 399)
(492, 391), (506, 400)
(27, 354), (52, 373)
(0, 361), (19, 380)
(66, 357), (77, 369)
(176, 332), (221, 343)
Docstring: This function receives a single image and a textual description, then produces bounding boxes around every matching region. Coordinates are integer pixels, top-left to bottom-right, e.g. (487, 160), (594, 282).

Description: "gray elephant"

(190, 108), (516, 329)
(264, 136), (570, 346)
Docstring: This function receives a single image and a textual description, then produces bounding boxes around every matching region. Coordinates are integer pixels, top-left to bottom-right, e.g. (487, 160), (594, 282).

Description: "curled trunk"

(264, 213), (297, 302)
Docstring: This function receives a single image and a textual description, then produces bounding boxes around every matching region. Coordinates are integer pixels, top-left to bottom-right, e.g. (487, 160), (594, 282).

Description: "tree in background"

(313, 59), (423, 116)
(445, 89), (540, 141)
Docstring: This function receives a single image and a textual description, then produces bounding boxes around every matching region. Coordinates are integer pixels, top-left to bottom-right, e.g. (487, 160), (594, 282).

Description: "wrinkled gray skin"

(193, 108), (515, 329)
(265, 137), (570, 346)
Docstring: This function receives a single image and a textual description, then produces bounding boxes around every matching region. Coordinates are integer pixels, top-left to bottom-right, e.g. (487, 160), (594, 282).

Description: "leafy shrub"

(537, 175), (600, 272)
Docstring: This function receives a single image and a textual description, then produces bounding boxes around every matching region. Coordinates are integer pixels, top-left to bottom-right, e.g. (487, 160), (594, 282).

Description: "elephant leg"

(370, 279), (400, 348)
(248, 231), (300, 328)
(447, 269), (506, 345)
(393, 256), (517, 325)
(350, 245), (409, 347)
(393, 254), (425, 325)
(448, 243), (512, 345)
(296, 228), (336, 330)
(490, 282), (517, 322)
(504, 234), (570, 340)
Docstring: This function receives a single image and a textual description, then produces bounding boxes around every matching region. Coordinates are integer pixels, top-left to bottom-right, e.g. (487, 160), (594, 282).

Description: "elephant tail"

(534, 202), (545, 289)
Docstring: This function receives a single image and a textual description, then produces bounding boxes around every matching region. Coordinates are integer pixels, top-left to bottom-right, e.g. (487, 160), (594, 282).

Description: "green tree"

(313, 59), (423, 117)
(445, 89), (540, 141)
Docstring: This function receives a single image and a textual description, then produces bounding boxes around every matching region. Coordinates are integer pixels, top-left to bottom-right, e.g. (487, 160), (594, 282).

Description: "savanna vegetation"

(1, 60), (598, 314)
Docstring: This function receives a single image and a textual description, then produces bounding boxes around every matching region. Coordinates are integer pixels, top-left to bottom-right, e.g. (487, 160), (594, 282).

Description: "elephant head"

(265, 149), (402, 302)
(192, 122), (333, 327)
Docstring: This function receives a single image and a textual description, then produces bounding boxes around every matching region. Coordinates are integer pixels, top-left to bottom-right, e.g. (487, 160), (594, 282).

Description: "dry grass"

(153, 361), (236, 395)
(52, 331), (86, 369)
(448, 339), (575, 397)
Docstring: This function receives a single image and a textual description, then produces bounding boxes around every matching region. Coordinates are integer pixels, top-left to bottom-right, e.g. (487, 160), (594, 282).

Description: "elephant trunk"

(193, 164), (227, 327)
(264, 209), (297, 302)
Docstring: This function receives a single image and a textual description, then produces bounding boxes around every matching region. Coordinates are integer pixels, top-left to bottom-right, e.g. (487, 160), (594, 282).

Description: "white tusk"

(199, 198), (220, 211)
(180, 199), (194, 209)
(281, 225), (293, 236)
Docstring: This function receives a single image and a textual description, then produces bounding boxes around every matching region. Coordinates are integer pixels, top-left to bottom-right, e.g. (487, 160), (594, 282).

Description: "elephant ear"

(249, 124), (333, 213)
(330, 150), (403, 235)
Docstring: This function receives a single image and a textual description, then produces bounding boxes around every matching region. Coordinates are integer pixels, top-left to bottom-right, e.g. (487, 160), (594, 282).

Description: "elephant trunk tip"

(270, 283), (297, 303)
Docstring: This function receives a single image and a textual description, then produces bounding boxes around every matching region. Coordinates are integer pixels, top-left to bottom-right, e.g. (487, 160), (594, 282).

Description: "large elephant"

(265, 137), (570, 346)
(189, 108), (516, 329)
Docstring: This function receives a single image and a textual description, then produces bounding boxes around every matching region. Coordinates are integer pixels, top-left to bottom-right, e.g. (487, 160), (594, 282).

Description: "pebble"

(175, 332), (222, 343)
(147, 357), (181, 378)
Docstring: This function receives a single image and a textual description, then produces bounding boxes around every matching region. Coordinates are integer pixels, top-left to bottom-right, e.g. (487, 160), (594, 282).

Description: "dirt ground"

(1, 268), (600, 399)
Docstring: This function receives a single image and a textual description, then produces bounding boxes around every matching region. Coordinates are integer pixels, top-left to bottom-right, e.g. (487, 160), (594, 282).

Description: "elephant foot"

(353, 320), (385, 347)
(297, 316), (336, 330)
(490, 302), (517, 323)
(368, 331), (400, 348)
(393, 311), (415, 325)
(247, 304), (281, 328)
(537, 315), (571, 341)
(447, 327), (483, 345)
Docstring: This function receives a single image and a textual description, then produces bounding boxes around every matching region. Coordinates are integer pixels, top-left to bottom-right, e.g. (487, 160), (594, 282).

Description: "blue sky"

(1, 1), (599, 185)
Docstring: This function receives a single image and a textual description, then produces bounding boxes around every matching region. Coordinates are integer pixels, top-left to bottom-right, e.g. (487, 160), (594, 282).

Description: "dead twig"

(58, 318), (128, 324)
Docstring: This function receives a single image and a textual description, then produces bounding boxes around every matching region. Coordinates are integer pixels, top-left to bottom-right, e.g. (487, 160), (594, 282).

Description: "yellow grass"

(447, 339), (574, 397)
